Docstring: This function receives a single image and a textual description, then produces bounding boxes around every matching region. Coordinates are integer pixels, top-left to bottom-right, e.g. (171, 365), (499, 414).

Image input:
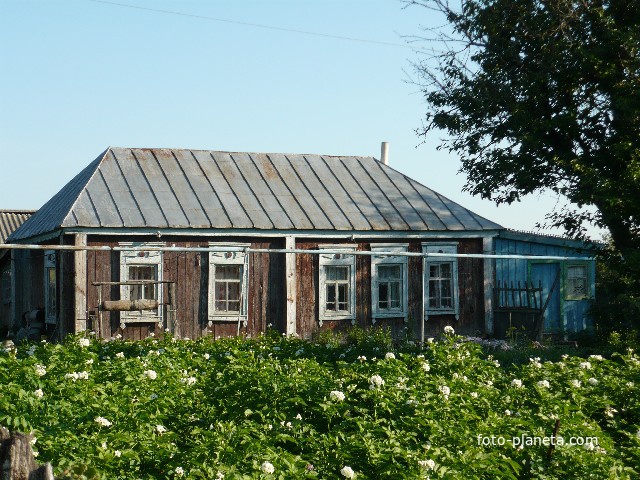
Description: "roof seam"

(112, 150), (147, 227)
(190, 151), (233, 227)
(321, 156), (373, 230)
(171, 151), (213, 227)
(209, 152), (255, 228)
(338, 158), (391, 229)
(246, 153), (295, 229)
(304, 155), (354, 230)
(131, 150), (170, 227)
(285, 154), (335, 229)
(265, 154), (314, 228)
(229, 153), (275, 229)
(150, 150), (191, 225)
(97, 166), (125, 227)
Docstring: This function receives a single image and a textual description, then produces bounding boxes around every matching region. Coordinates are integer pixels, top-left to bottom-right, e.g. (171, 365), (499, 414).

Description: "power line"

(85, 0), (427, 52)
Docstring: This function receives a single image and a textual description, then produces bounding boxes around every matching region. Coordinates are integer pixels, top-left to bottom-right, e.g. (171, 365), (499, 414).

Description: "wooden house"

(0, 210), (35, 336)
(5, 147), (595, 341)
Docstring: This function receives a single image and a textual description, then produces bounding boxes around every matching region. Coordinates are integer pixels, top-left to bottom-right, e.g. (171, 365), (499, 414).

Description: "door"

(530, 263), (561, 332)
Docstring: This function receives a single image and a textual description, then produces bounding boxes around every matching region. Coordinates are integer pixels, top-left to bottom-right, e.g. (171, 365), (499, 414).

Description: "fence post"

(0, 427), (54, 480)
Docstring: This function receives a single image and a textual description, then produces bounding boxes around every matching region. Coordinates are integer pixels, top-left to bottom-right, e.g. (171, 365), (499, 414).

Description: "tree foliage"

(410, 0), (640, 259)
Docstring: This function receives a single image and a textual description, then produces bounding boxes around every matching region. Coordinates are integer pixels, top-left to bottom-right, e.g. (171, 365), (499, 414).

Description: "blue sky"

(0, 0), (603, 239)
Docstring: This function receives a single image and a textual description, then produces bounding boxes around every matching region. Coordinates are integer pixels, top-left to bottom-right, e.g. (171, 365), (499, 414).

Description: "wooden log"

(101, 299), (158, 311)
(0, 427), (54, 480)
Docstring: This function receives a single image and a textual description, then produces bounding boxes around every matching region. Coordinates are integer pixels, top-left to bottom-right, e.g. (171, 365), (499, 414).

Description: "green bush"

(0, 329), (638, 479)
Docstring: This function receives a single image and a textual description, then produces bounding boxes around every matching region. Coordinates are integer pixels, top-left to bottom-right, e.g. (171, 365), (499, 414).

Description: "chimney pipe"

(380, 142), (389, 165)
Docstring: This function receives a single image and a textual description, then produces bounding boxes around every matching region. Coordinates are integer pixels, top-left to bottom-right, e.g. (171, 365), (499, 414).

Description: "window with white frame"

(119, 243), (163, 322)
(565, 263), (589, 300)
(208, 243), (249, 324)
(423, 243), (459, 319)
(1, 265), (10, 305)
(371, 244), (408, 322)
(319, 245), (356, 325)
(44, 251), (57, 324)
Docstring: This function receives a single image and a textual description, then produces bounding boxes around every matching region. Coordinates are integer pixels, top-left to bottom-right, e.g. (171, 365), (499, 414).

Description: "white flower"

(114, 333), (123, 339)
(418, 459), (436, 470)
(493, 359), (500, 367)
(182, 376), (197, 386)
(34, 389), (44, 399)
(114, 450), (121, 457)
(143, 369), (157, 380)
(77, 371), (89, 380)
(261, 461), (275, 474)
(95, 416), (112, 427)
(570, 379), (582, 388)
(504, 409), (512, 416)
(485, 380), (493, 387)
(340, 466), (356, 478)
(444, 325), (455, 335)
(537, 380), (550, 389)
(203, 353), (210, 360)
(155, 424), (167, 434)
(588, 355), (604, 361)
(385, 352), (396, 360)
(101, 441), (108, 449)
(439, 385), (451, 397)
(580, 361), (592, 370)
(148, 332), (155, 338)
(85, 358), (94, 365)
(26, 345), (37, 356)
(215, 472), (225, 480)
(175, 466), (184, 477)
(357, 355), (367, 362)
(427, 337), (435, 344)
(295, 413), (302, 420)
(584, 441), (596, 451)
(588, 377), (599, 385)
(78, 338), (90, 347)
(421, 362), (431, 372)
(561, 354), (569, 360)
(330, 390), (346, 402)
(34, 364), (46, 377)
(470, 392), (478, 398)
(511, 379), (523, 388)
(369, 374), (385, 389)
(529, 357), (542, 368)
(115, 352), (125, 358)
(604, 406), (617, 418)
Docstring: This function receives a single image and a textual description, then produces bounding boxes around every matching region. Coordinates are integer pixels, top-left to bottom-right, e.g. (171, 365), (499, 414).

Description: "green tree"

(410, 0), (640, 259)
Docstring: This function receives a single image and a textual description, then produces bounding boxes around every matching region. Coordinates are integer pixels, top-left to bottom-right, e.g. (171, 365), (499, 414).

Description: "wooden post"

(74, 234), (88, 333)
(0, 427), (54, 480)
(483, 237), (495, 335)
(285, 236), (296, 336)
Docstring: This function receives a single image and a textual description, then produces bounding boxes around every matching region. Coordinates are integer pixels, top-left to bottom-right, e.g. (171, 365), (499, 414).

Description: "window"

(423, 243), (459, 319)
(208, 243), (249, 324)
(44, 251), (57, 324)
(1, 265), (10, 305)
(565, 264), (590, 300)
(319, 245), (356, 325)
(119, 243), (163, 323)
(371, 244), (408, 322)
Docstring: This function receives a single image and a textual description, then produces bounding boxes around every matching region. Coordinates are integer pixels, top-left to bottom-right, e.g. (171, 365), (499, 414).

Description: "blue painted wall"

(494, 234), (596, 334)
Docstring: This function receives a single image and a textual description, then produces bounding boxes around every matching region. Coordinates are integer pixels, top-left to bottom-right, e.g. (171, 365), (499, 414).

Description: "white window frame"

(423, 243), (459, 320)
(44, 250), (57, 324)
(119, 242), (163, 323)
(371, 244), (408, 323)
(319, 245), (356, 325)
(565, 263), (591, 300)
(208, 242), (249, 325)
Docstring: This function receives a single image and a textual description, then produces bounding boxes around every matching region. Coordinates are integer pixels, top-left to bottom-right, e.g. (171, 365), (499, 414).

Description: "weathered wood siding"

(84, 236), (285, 341)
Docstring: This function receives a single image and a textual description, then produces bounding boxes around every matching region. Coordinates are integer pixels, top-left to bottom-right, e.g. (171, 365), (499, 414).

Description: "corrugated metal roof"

(8, 147), (503, 241)
(0, 210), (36, 243)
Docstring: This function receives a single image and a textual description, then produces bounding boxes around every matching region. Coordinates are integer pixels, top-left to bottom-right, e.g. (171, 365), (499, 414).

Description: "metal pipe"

(0, 243), (595, 260)
(381, 142), (389, 165)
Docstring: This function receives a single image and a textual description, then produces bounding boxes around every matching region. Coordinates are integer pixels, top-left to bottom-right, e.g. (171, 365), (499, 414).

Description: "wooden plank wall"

(85, 236), (286, 341)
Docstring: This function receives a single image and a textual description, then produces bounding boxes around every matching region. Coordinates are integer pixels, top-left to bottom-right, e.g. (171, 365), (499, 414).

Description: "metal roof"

(8, 147), (503, 241)
(0, 210), (36, 243)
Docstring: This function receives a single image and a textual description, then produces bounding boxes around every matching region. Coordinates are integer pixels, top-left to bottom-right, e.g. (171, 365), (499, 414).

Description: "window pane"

(379, 265), (401, 280)
(338, 284), (348, 304)
(217, 265), (242, 280)
(335, 266), (348, 280)
(379, 283), (389, 303)
(326, 284), (336, 311)
(228, 282), (240, 302)
(390, 282), (401, 305)
(430, 264), (439, 277)
(440, 263), (451, 278)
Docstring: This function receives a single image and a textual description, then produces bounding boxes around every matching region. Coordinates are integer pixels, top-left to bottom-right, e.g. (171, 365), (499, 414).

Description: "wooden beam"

(285, 235), (296, 336)
(74, 233), (87, 333)
(483, 236), (495, 335)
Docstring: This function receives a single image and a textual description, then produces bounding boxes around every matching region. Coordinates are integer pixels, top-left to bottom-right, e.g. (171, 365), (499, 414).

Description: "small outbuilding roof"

(0, 210), (36, 244)
(8, 147), (502, 241)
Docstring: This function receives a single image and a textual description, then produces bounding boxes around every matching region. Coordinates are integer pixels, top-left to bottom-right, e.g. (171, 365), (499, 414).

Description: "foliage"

(1, 331), (639, 479)
(409, 0), (640, 263)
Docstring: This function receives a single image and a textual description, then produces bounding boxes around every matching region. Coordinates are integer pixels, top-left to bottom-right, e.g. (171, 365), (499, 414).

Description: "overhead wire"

(85, 0), (429, 52)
